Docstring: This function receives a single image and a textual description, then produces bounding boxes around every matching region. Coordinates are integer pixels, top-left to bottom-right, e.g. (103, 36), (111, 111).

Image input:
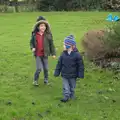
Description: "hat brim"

(34, 20), (49, 27)
(32, 20), (51, 33)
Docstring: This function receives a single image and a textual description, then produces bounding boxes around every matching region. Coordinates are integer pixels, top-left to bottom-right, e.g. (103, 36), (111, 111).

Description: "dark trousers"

(34, 56), (48, 83)
(62, 77), (76, 98)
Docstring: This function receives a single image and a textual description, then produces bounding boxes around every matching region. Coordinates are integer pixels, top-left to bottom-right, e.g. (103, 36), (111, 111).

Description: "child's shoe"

(33, 81), (39, 86)
(44, 78), (49, 85)
(60, 96), (69, 102)
(70, 95), (76, 100)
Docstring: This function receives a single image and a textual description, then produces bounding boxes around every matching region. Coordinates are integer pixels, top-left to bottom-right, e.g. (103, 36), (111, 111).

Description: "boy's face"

(63, 44), (66, 50)
(63, 44), (72, 50)
(38, 23), (46, 33)
(73, 45), (75, 49)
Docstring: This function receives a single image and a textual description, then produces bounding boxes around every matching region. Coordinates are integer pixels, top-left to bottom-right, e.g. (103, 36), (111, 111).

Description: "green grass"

(0, 12), (120, 120)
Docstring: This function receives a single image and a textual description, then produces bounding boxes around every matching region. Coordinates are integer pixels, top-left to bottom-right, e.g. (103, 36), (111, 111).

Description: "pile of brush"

(81, 22), (120, 72)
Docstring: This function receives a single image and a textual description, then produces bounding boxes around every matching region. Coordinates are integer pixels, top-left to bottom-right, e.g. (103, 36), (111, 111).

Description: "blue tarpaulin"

(106, 14), (120, 22)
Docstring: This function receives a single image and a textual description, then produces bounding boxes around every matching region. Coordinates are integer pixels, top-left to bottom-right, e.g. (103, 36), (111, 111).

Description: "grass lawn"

(0, 12), (120, 120)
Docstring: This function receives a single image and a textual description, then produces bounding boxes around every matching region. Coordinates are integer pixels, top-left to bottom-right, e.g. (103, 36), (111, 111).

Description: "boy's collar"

(37, 32), (44, 35)
(68, 51), (72, 55)
(63, 50), (74, 54)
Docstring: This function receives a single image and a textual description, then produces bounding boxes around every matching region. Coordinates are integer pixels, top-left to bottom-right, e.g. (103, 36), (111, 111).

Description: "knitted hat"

(64, 35), (76, 49)
(36, 16), (46, 22)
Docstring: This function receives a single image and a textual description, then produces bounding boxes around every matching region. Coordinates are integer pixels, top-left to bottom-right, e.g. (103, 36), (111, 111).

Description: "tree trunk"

(14, 0), (19, 12)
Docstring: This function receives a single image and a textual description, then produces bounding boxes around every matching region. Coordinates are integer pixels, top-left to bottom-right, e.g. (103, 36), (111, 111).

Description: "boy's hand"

(52, 55), (56, 59)
(32, 48), (36, 52)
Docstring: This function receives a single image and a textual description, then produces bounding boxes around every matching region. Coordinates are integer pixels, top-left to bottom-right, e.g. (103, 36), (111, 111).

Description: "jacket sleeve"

(30, 34), (35, 50)
(48, 33), (56, 56)
(76, 53), (84, 78)
(54, 55), (62, 77)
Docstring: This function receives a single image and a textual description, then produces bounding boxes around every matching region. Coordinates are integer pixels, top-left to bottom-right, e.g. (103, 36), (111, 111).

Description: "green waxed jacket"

(30, 20), (56, 57)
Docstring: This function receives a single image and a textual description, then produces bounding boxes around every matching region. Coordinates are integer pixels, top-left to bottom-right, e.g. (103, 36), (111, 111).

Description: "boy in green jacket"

(30, 16), (56, 86)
